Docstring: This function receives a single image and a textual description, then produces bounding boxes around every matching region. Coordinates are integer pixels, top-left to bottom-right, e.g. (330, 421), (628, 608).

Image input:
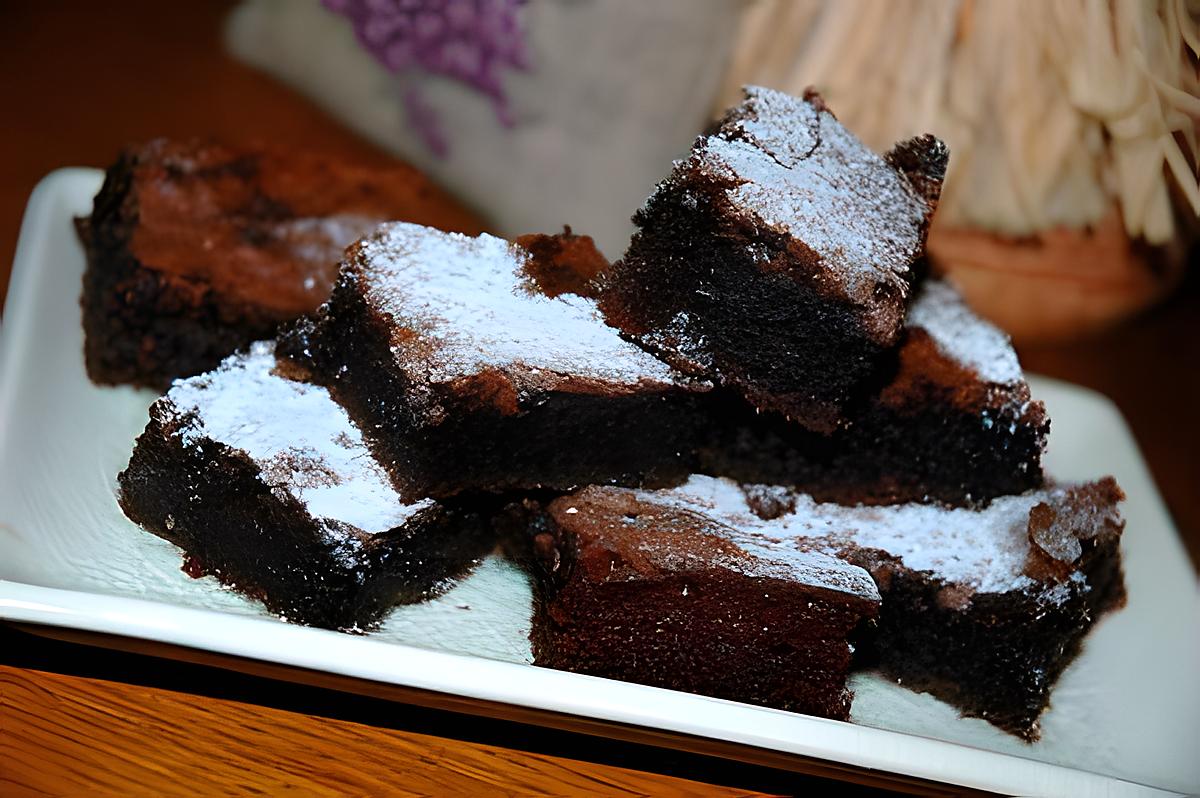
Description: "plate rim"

(0, 167), (1190, 798)
(0, 578), (1179, 797)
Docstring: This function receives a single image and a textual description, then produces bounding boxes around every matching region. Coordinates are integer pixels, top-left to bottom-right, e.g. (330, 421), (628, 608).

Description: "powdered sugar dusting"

(638, 310), (714, 373)
(276, 213), (384, 266)
(777, 494), (1038, 595)
(740, 545), (880, 601)
(355, 223), (680, 385)
(644, 476), (1086, 597)
(620, 479), (878, 600)
(627, 516), (879, 602)
(909, 280), (1022, 385)
(166, 342), (429, 534)
(698, 86), (929, 310)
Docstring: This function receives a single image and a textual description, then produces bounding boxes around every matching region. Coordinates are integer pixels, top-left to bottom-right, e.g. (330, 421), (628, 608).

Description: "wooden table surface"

(0, 2), (1195, 796)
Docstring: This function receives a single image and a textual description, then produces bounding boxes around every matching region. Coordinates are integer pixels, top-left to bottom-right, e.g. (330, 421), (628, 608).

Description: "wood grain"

(6, 624), (991, 796)
(0, 664), (771, 797)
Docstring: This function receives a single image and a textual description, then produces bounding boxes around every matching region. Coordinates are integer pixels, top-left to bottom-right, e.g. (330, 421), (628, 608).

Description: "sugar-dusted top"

(165, 341), (429, 534)
(908, 280), (1023, 386)
(696, 86), (932, 315)
(642, 476), (1090, 597)
(705, 535), (881, 601)
(353, 223), (681, 386)
(272, 213), (383, 273)
(559, 486), (879, 601)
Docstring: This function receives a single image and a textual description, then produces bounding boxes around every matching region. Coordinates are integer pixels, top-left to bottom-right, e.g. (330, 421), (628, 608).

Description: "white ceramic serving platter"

(2, 169), (1198, 796)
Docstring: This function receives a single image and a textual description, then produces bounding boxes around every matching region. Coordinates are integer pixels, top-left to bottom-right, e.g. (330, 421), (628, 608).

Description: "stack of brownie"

(94, 87), (1126, 743)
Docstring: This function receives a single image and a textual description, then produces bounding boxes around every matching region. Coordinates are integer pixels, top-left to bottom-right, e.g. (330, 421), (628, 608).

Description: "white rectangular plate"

(2, 169), (1198, 796)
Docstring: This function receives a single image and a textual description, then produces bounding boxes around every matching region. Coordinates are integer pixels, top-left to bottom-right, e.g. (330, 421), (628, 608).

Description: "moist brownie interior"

(700, 279), (1049, 506)
(118, 341), (494, 630)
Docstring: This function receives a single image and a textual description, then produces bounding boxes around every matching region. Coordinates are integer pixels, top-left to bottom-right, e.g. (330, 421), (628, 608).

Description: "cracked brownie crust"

(79, 139), (484, 388)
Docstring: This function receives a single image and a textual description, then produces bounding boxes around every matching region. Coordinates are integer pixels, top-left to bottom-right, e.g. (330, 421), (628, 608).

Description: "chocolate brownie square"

(826, 477), (1127, 740)
(701, 279), (1049, 506)
(78, 139), (484, 389)
(514, 484), (881, 720)
(278, 223), (710, 502)
(671, 475), (1124, 740)
(118, 342), (493, 630)
(599, 86), (947, 432)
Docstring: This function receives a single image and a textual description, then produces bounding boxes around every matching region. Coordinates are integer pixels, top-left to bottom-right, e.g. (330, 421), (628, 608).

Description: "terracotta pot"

(928, 209), (1187, 344)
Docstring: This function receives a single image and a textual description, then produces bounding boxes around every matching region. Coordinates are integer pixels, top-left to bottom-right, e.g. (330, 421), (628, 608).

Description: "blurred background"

(1, 0), (1196, 567)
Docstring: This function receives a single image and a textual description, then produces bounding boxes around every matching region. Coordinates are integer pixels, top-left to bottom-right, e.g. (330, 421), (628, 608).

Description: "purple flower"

(325, 0), (530, 155)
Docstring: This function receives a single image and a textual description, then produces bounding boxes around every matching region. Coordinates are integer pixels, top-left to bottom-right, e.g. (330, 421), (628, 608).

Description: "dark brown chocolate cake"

(78, 139), (484, 389)
(599, 86), (948, 433)
(514, 485), (881, 720)
(118, 342), (493, 630)
(823, 477), (1126, 740)
(610, 475), (1125, 739)
(514, 227), (608, 299)
(278, 223), (711, 503)
(700, 279), (1049, 506)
